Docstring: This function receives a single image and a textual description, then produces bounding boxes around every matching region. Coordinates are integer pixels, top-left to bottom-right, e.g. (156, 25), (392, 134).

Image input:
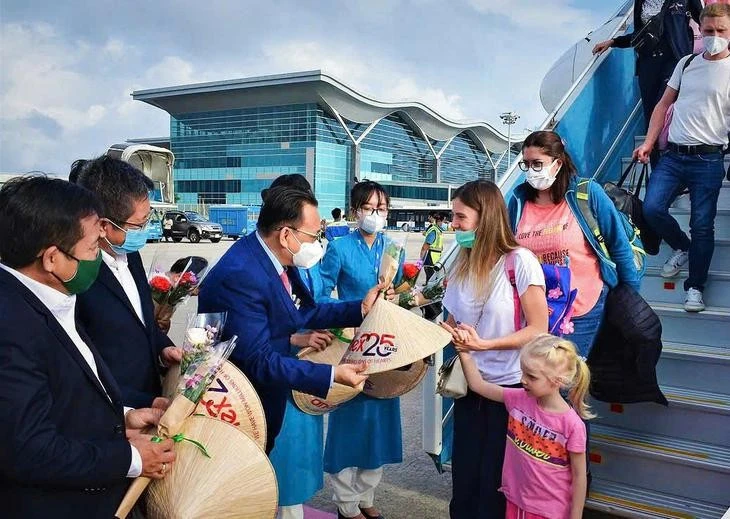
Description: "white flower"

(186, 327), (209, 346)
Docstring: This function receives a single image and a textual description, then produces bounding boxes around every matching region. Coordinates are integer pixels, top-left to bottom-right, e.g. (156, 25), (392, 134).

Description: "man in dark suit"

(199, 186), (383, 452)
(73, 156), (181, 408)
(0, 176), (175, 519)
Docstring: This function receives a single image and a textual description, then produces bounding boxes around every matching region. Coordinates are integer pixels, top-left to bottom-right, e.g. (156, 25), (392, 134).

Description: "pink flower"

(185, 373), (203, 389)
(560, 320), (574, 335)
(547, 286), (563, 300)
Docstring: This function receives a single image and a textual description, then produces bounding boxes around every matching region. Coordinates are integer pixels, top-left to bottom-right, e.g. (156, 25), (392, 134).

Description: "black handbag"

(603, 160), (661, 256)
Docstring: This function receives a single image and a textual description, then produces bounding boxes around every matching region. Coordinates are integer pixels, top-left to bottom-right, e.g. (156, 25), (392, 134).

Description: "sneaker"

(661, 249), (689, 278)
(684, 288), (705, 312)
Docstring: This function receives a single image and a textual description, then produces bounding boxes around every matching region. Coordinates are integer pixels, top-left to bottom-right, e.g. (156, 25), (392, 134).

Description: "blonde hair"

(450, 180), (519, 297)
(521, 334), (595, 419)
(701, 4), (730, 22)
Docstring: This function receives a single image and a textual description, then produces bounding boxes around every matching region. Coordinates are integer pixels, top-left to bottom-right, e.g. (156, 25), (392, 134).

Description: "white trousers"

(330, 466), (383, 517)
(277, 504), (304, 519)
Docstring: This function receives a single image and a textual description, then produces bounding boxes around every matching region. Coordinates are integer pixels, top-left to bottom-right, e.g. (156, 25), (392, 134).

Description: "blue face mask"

(106, 221), (149, 254)
(455, 230), (476, 248)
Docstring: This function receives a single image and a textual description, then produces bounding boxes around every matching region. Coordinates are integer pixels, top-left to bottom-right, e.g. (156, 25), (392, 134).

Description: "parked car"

(163, 210), (223, 243)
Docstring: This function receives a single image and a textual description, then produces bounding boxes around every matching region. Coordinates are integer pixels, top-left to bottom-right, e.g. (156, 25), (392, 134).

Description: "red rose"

(403, 263), (419, 280)
(150, 275), (172, 292)
(180, 271), (198, 286)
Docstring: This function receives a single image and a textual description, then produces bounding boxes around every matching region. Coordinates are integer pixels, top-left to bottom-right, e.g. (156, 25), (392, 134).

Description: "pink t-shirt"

(500, 388), (586, 519)
(516, 200), (601, 316)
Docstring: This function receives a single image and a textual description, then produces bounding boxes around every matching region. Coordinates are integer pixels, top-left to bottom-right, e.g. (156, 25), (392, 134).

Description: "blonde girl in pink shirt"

(459, 334), (593, 519)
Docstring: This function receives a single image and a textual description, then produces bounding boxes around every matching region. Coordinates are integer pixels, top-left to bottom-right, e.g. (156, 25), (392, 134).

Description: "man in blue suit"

(199, 186), (382, 452)
(73, 156), (181, 408)
(0, 176), (175, 519)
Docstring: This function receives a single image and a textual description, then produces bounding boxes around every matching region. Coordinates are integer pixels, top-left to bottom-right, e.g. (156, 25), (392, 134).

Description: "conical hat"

(146, 416), (278, 519)
(193, 361), (267, 451)
(363, 360), (428, 399)
(292, 329), (362, 414)
(340, 298), (452, 374)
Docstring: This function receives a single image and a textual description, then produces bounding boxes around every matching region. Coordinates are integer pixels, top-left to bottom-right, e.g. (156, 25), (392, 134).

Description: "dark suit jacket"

(76, 251), (172, 408)
(198, 232), (363, 451)
(0, 268), (132, 519)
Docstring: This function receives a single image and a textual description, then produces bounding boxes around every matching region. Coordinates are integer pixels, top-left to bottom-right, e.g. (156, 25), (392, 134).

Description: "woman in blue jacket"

(319, 180), (402, 519)
(507, 131), (641, 357)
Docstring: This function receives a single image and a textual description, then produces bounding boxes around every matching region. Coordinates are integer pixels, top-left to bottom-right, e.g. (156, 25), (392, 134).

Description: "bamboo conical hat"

(161, 362), (267, 451)
(340, 298), (452, 374)
(292, 329), (363, 415)
(363, 359), (429, 399)
(146, 416), (278, 519)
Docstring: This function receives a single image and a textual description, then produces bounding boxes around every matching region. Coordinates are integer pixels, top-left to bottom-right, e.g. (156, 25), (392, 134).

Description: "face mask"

(106, 221), (149, 255)
(526, 159), (559, 191)
(54, 250), (102, 295)
(358, 212), (387, 234)
(440, 223), (448, 231)
(455, 230), (476, 248)
(288, 233), (324, 269)
(703, 36), (730, 56)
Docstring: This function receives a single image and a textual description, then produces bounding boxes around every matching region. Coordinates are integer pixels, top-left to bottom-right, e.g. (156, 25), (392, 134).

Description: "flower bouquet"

(114, 334), (238, 519)
(393, 260), (423, 294)
(148, 256), (210, 333)
(379, 236), (405, 290)
(397, 265), (448, 309)
(161, 312), (227, 398)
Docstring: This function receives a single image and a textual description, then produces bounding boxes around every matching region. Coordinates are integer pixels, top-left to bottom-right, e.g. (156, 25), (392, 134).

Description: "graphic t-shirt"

(516, 200), (601, 316)
(500, 388), (586, 519)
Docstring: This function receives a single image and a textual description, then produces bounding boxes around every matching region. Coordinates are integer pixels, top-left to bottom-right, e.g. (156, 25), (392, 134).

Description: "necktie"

(280, 269), (292, 295)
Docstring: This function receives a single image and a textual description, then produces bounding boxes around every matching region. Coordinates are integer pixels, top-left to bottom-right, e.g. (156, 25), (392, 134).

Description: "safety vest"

(424, 225), (443, 264)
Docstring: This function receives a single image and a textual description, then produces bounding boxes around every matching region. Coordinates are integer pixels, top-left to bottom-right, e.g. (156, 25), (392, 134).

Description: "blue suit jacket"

(198, 232), (363, 451)
(76, 251), (172, 407)
(0, 268), (132, 519)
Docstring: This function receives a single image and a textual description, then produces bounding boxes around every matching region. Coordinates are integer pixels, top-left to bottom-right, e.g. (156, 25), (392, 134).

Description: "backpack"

(505, 251), (578, 337)
(576, 179), (648, 276)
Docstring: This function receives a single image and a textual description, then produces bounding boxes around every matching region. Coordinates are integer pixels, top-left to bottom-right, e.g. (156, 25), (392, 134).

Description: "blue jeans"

(643, 150), (726, 291)
(570, 284), (608, 359)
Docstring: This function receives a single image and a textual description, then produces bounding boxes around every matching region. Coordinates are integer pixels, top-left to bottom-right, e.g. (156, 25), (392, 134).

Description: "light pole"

(500, 111), (520, 173)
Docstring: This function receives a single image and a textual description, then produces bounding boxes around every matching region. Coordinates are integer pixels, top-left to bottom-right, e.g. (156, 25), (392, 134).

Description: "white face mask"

(703, 36), (730, 56)
(526, 159), (559, 191)
(358, 211), (387, 234)
(288, 233), (324, 269)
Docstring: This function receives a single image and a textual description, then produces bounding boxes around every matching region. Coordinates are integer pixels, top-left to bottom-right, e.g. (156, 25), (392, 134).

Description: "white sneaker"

(684, 288), (705, 312)
(661, 249), (689, 278)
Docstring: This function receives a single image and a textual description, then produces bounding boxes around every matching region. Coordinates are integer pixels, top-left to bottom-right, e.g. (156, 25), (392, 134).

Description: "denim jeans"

(643, 150), (726, 291)
(570, 284), (608, 359)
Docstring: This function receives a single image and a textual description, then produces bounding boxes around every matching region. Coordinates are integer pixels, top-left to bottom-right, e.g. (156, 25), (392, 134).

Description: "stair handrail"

(497, 0), (635, 195)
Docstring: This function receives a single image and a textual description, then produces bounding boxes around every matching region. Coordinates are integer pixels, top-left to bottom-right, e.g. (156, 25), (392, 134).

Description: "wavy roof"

(132, 70), (514, 153)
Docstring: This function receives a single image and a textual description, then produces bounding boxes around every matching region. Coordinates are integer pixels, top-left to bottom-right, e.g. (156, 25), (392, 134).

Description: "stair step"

(587, 478), (728, 519)
(590, 424), (730, 503)
(641, 267), (730, 306)
(592, 386), (730, 444)
(652, 302), (730, 348)
(670, 183), (730, 210)
(658, 342), (730, 393)
(645, 239), (730, 271)
(669, 208), (730, 240)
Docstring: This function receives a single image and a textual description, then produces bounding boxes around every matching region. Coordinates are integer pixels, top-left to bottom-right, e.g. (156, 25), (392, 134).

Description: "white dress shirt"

(0, 263), (142, 477)
(101, 250), (145, 325)
(255, 232), (335, 387)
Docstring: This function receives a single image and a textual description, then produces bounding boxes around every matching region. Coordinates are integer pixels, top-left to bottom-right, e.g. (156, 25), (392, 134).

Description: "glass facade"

(169, 101), (503, 216)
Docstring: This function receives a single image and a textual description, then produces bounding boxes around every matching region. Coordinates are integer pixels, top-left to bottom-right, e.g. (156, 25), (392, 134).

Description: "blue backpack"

(505, 250), (578, 336)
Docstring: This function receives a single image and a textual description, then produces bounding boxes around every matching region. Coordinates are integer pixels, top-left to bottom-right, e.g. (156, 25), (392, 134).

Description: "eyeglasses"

(359, 208), (387, 216)
(282, 227), (325, 242)
(517, 159), (556, 172)
(107, 213), (153, 232)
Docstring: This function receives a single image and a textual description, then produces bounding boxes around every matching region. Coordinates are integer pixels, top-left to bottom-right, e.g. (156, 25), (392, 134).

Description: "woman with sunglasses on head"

(319, 180), (402, 519)
(507, 131), (641, 359)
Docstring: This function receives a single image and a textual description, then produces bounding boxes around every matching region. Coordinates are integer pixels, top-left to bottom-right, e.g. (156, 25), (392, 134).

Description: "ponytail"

(568, 357), (595, 419)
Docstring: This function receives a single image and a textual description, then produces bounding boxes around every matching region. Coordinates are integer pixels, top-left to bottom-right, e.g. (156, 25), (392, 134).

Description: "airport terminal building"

(132, 70), (519, 217)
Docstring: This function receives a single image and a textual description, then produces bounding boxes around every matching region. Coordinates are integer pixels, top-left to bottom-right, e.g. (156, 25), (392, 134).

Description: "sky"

(0, 0), (618, 175)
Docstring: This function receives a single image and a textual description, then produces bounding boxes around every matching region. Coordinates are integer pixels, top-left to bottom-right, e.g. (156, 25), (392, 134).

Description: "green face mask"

(54, 249), (102, 295)
(455, 229), (476, 249)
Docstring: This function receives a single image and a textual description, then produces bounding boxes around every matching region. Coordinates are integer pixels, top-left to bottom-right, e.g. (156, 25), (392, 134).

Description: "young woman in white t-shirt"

(440, 180), (548, 519)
